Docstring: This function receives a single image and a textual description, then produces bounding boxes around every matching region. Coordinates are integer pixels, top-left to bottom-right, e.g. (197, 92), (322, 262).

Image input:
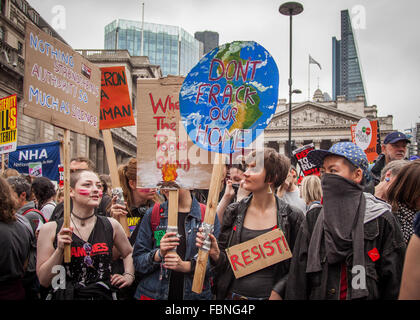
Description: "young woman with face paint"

(36, 170), (134, 300)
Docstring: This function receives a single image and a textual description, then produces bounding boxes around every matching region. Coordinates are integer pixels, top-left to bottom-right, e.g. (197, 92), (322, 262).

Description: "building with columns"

(265, 89), (394, 157)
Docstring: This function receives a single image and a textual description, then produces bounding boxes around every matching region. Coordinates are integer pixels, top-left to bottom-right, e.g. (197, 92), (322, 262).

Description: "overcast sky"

(28, 0), (420, 132)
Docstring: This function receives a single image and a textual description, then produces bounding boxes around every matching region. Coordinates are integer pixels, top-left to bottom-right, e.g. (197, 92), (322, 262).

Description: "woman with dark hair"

(196, 148), (304, 300)
(31, 177), (57, 221)
(0, 177), (32, 300)
(387, 160), (420, 244)
(36, 170), (134, 300)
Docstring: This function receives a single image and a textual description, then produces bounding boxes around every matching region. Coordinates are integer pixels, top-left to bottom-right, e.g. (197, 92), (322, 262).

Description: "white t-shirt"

(41, 201), (56, 221)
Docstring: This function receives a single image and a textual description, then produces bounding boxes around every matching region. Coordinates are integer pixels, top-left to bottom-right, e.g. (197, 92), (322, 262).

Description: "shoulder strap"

(151, 203), (162, 232)
(97, 215), (114, 247)
(22, 207), (48, 224)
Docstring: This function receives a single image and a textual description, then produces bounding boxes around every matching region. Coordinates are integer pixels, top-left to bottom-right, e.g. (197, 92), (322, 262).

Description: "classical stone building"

(0, 0), (162, 173)
(265, 89), (394, 157)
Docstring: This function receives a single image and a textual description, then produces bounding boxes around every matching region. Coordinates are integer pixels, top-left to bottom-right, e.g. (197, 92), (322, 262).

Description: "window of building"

(0, 26), (4, 41)
(17, 41), (23, 54)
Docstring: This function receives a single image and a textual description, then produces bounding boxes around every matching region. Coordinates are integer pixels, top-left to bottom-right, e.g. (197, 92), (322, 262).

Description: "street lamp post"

(279, 2), (304, 158)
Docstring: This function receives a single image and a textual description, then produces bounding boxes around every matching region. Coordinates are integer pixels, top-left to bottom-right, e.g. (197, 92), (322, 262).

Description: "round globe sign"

(179, 41), (279, 154)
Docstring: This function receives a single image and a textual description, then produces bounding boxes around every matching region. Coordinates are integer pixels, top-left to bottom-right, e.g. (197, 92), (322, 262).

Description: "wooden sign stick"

(1, 154), (4, 175)
(63, 129), (71, 263)
(102, 129), (130, 237)
(192, 152), (225, 294)
(166, 189), (179, 252)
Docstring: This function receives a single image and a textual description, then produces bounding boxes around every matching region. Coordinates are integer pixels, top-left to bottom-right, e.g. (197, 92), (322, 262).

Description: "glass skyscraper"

(332, 10), (367, 104)
(104, 19), (203, 76)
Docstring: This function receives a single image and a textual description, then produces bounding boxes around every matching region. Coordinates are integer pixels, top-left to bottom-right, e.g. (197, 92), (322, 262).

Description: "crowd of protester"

(0, 131), (419, 300)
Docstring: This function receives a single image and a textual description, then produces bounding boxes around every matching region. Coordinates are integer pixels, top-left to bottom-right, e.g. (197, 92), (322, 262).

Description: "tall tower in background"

(194, 31), (219, 55)
(332, 9), (367, 104)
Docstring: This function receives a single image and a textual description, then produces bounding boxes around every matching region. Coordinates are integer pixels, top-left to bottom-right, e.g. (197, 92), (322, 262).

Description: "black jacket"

(285, 205), (406, 300)
(212, 194), (304, 300)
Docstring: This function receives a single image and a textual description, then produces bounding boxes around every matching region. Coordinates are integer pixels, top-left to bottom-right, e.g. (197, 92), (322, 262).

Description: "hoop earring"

(267, 184), (273, 194)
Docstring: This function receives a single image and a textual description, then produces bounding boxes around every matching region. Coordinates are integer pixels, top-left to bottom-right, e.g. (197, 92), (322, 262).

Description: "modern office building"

(194, 31), (219, 55)
(104, 19), (203, 76)
(332, 9), (367, 104)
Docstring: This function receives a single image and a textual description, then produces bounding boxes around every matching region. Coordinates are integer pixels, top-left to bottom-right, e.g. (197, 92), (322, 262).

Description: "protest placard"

(23, 23), (100, 139)
(136, 76), (213, 190)
(293, 143), (320, 176)
(0, 94), (17, 155)
(179, 41), (279, 154)
(351, 118), (379, 163)
(8, 141), (61, 182)
(100, 66), (135, 130)
(186, 41), (280, 293)
(226, 228), (292, 279)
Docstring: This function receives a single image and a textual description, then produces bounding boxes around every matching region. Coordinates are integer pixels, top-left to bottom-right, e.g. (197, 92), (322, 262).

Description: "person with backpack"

(196, 148), (304, 300)
(31, 177), (57, 221)
(132, 186), (220, 300)
(36, 169), (134, 300)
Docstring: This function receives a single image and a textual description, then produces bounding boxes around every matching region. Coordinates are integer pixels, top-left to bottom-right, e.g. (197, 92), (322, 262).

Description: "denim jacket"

(132, 196), (220, 300)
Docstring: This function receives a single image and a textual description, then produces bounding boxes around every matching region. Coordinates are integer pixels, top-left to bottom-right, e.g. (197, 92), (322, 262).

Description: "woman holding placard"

(36, 169), (134, 300)
(132, 187), (220, 300)
(196, 148), (304, 300)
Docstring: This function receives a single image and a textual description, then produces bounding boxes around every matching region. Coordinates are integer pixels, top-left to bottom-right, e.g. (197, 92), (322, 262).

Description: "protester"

(49, 156), (109, 221)
(369, 131), (410, 185)
(399, 212), (420, 300)
(217, 163), (251, 223)
(196, 148), (304, 300)
(36, 169), (134, 300)
(374, 160), (409, 201)
(0, 177), (33, 300)
(99, 174), (112, 197)
(285, 142), (406, 300)
(55, 188), (64, 204)
(133, 186), (220, 300)
(276, 165), (307, 213)
(109, 158), (157, 299)
(31, 177), (57, 221)
(386, 160), (420, 245)
(300, 175), (322, 212)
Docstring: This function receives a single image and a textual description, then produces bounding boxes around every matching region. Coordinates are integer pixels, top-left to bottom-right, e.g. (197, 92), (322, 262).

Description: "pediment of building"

(267, 102), (362, 130)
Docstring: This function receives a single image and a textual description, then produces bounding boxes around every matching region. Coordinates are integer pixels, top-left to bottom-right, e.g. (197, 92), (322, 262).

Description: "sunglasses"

(83, 242), (94, 268)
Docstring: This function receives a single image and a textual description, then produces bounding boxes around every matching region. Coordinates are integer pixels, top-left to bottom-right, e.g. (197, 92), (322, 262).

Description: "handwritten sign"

(226, 228), (292, 279)
(179, 41), (279, 154)
(293, 143), (320, 176)
(23, 23), (100, 139)
(100, 66), (135, 130)
(351, 119), (379, 163)
(0, 94), (17, 154)
(136, 76), (213, 189)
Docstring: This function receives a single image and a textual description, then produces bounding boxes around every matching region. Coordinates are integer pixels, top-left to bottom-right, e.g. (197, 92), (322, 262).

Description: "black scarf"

(306, 173), (368, 299)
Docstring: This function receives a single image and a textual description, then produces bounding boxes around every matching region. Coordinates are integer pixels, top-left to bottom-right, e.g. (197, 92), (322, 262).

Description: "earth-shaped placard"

(179, 41), (279, 154)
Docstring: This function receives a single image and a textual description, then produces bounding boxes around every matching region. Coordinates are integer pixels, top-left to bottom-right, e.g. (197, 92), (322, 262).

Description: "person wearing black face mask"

(285, 142), (406, 300)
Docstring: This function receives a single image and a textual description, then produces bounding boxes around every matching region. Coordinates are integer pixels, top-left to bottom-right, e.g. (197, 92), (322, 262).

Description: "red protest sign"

(293, 143), (320, 176)
(100, 66), (135, 130)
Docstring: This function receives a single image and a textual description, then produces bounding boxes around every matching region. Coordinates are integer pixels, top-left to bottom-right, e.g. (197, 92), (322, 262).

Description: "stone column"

(279, 141), (286, 155)
(89, 138), (98, 171)
(97, 142), (105, 174)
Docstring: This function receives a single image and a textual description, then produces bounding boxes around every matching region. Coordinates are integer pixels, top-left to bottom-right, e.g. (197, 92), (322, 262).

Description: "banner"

(100, 66), (135, 130)
(179, 41), (279, 154)
(351, 118), (379, 163)
(136, 76), (213, 189)
(8, 141), (61, 182)
(293, 143), (320, 176)
(23, 23), (100, 139)
(0, 94), (18, 154)
(226, 228), (292, 279)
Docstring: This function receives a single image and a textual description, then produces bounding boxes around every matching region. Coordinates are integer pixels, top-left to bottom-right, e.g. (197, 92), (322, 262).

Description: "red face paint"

(78, 188), (91, 196)
(98, 190), (103, 197)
